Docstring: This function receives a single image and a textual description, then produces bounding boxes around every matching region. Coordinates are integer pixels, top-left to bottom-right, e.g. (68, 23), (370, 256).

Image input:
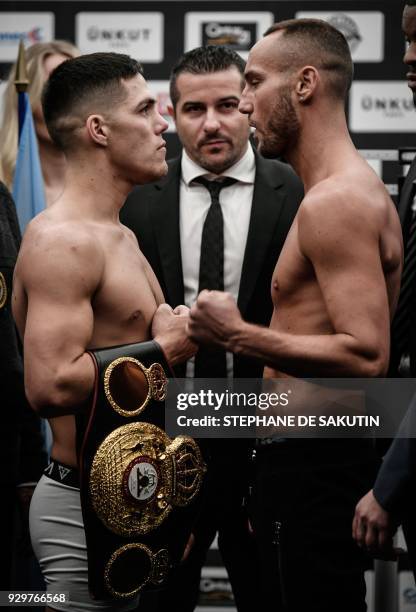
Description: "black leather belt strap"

(77, 341), (206, 601)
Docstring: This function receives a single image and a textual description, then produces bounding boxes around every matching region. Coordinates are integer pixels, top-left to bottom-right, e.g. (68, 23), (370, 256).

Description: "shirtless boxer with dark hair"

(12, 52), (196, 612)
(188, 19), (403, 612)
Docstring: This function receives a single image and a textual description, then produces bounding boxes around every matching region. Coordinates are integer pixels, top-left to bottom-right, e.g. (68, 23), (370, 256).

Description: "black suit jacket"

(397, 156), (416, 236)
(373, 397), (416, 515)
(402, 156), (416, 377)
(0, 182), (46, 486)
(374, 159), (416, 517)
(121, 152), (303, 378)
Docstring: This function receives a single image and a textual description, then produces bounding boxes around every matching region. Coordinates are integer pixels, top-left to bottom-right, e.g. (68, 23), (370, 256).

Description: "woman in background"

(0, 40), (79, 206)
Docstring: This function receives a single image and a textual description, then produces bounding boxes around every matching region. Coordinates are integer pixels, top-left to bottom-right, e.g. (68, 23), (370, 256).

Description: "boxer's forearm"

(229, 321), (387, 378)
(25, 351), (96, 417)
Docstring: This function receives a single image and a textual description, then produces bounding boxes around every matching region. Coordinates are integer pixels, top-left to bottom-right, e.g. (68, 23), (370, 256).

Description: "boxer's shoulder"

(296, 174), (385, 257)
(18, 215), (104, 290)
(301, 170), (385, 220)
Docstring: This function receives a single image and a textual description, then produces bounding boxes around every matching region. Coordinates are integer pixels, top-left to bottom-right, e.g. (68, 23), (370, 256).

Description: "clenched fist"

(188, 290), (243, 349)
(152, 303), (197, 366)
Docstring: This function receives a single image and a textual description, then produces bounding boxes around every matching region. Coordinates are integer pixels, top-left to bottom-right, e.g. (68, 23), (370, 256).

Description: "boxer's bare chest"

(270, 217), (332, 335)
(89, 227), (159, 347)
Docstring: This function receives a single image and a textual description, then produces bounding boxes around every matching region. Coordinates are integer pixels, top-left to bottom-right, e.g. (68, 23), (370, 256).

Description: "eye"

(184, 104), (204, 114)
(219, 100), (239, 111)
(246, 74), (262, 88)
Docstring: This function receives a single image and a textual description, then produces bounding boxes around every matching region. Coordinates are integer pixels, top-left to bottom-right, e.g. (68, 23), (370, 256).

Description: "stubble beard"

(258, 89), (300, 159)
(194, 146), (239, 175)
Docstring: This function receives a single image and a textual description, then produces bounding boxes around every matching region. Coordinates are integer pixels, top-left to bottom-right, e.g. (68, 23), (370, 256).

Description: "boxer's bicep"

(21, 230), (102, 412)
(140, 252), (165, 305)
(299, 193), (389, 370)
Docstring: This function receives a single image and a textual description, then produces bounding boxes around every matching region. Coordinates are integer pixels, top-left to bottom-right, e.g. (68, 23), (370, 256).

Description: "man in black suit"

(353, 0), (416, 577)
(0, 181), (46, 596)
(121, 45), (303, 611)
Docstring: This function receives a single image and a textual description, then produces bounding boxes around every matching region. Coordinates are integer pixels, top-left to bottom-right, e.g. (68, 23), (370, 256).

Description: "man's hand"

(181, 532), (195, 562)
(352, 489), (397, 560)
(188, 290), (243, 349)
(152, 304), (197, 366)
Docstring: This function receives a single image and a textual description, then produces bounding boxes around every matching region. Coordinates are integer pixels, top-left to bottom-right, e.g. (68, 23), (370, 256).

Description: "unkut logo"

(0, 27), (43, 44)
(327, 13), (362, 53)
(87, 26), (151, 44)
(361, 95), (414, 118)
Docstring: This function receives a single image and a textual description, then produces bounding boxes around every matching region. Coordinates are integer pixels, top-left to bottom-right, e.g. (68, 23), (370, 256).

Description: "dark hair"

(42, 52), (143, 150)
(264, 19), (354, 101)
(406, 1), (416, 6)
(169, 45), (245, 108)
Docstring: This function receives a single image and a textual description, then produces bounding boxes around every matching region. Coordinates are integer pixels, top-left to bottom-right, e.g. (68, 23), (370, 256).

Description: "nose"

(155, 111), (169, 134)
(405, 39), (416, 67)
(203, 109), (221, 133)
(238, 95), (253, 116)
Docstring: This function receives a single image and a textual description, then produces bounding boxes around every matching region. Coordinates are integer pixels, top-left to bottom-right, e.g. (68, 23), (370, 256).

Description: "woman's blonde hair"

(0, 40), (79, 188)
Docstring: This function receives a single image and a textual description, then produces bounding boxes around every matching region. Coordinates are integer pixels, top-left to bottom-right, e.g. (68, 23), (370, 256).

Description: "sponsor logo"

(403, 587), (416, 604)
(399, 569), (416, 607)
(349, 82), (416, 133)
(0, 27), (43, 45)
(361, 96), (413, 115)
(0, 13), (54, 61)
(58, 465), (70, 481)
(0, 81), (7, 124)
(44, 462), (54, 476)
(199, 567), (233, 603)
(185, 12), (274, 59)
(326, 13), (361, 53)
(76, 13), (163, 62)
(200, 577), (232, 595)
(201, 22), (255, 51)
(86, 26), (152, 45)
(295, 11), (384, 62)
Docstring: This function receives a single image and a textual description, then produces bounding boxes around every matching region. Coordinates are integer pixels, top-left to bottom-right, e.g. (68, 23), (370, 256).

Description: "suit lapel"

(150, 158), (185, 306)
(399, 156), (416, 227)
(237, 155), (287, 315)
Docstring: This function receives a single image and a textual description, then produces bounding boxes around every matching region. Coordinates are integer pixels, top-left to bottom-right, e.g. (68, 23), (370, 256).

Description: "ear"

(295, 66), (319, 104)
(85, 114), (109, 147)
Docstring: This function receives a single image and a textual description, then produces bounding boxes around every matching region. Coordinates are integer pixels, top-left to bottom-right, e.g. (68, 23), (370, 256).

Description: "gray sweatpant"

(29, 475), (140, 611)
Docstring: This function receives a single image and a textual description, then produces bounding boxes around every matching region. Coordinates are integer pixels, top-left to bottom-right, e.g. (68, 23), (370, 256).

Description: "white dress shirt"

(179, 144), (255, 376)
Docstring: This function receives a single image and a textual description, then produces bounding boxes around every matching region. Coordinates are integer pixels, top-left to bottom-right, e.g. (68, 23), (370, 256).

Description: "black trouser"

(252, 439), (379, 612)
(403, 505), (416, 582)
(138, 439), (262, 612)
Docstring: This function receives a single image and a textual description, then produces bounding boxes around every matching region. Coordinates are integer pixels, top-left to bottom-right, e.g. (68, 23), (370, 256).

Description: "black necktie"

(391, 184), (416, 361)
(194, 176), (237, 378)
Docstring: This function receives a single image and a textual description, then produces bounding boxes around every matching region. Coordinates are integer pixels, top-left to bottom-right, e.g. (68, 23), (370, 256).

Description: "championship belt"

(77, 341), (206, 600)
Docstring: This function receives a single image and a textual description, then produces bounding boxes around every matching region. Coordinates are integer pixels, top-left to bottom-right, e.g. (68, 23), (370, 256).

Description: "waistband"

(256, 436), (288, 447)
(255, 437), (377, 462)
(44, 458), (79, 489)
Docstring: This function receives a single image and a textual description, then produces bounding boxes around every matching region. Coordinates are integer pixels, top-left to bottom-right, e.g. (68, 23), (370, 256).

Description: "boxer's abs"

(49, 414), (78, 467)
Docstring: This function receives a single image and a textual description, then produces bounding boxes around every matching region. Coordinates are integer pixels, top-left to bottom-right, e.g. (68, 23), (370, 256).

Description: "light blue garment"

(12, 92), (46, 233)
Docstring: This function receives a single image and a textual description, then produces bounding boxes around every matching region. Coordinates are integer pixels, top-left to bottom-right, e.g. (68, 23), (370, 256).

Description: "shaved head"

(263, 19), (354, 101)
(42, 52), (143, 151)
